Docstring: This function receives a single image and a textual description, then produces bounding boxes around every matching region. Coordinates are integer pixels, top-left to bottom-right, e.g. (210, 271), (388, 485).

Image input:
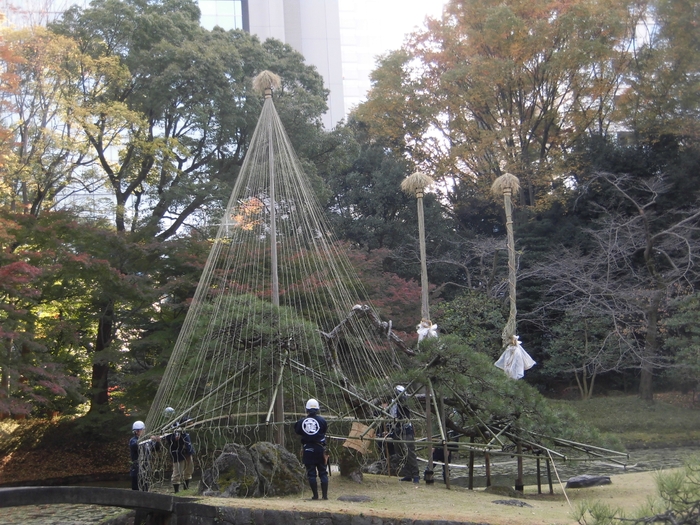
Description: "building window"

(198, 0), (248, 31)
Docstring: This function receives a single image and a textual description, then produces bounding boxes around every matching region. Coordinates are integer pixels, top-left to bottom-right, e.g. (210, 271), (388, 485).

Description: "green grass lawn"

(551, 393), (700, 448)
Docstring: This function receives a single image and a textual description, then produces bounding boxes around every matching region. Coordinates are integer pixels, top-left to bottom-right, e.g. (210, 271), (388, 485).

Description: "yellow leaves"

(230, 197), (265, 231)
(355, 0), (642, 208)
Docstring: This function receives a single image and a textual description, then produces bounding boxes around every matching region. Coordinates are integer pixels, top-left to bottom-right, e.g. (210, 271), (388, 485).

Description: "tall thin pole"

(266, 87), (284, 447)
(267, 91), (280, 309)
(400, 171), (434, 325)
(503, 186), (517, 345)
(416, 189), (430, 321)
(491, 173), (520, 346)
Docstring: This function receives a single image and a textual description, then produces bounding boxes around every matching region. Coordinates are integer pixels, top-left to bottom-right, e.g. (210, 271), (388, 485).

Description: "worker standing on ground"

(294, 398), (329, 500)
(391, 385), (420, 483)
(162, 416), (195, 493)
(129, 421), (161, 491)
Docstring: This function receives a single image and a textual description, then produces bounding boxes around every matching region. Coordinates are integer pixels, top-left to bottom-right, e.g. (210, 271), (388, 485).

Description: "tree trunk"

(1, 338), (11, 399)
(639, 291), (663, 402)
(89, 300), (114, 412)
(587, 369), (597, 400)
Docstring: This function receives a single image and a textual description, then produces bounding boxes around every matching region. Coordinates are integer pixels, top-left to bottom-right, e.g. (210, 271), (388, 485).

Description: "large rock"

(338, 447), (363, 482)
(565, 474), (612, 488)
(200, 443), (260, 497)
(199, 442), (305, 498)
(250, 441), (306, 496)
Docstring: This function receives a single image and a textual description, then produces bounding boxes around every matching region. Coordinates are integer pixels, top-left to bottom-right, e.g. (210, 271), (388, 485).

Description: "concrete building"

(199, 0), (344, 129)
(198, 0), (446, 129)
(2, 0), (446, 128)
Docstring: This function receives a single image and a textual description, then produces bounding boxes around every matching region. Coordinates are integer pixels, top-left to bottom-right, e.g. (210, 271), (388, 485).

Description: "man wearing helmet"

(162, 416), (196, 493)
(294, 398), (329, 500)
(129, 421), (161, 491)
(391, 385), (420, 483)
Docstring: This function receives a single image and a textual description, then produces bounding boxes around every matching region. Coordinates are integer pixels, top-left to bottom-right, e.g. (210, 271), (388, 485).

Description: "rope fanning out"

(140, 79), (407, 489)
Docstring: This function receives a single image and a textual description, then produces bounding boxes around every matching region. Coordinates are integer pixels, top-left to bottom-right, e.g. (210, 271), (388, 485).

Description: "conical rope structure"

(139, 74), (415, 489)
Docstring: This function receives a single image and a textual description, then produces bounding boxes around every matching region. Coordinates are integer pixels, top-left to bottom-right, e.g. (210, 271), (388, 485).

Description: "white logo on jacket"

(301, 417), (320, 435)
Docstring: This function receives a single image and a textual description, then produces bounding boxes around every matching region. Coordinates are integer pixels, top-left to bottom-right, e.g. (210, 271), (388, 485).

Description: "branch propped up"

(320, 304), (416, 357)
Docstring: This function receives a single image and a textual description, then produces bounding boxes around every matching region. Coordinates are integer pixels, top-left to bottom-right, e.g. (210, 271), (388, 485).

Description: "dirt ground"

(195, 469), (663, 525)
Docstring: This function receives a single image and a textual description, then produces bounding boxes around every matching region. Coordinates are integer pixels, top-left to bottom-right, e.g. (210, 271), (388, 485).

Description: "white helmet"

(305, 398), (320, 410)
(163, 406), (175, 418)
(132, 420), (145, 431)
(395, 385), (406, 395)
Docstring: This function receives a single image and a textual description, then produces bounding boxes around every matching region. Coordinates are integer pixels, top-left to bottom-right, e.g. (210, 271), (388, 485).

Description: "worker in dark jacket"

(162, 417), (195, 493)
(294, 398), (328, 500)
(129, 420), (161, 491)
(391, 385), (420, 483)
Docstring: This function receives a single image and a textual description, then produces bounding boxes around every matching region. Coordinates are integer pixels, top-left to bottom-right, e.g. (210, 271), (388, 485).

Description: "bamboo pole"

(425, 386), (434, 484)
(440, 395), (451, 490)
(485, 452), (491, 487)
(264, 85), (284, 447)
(468, 436), (475, 490)
(515, 441), (524, 492)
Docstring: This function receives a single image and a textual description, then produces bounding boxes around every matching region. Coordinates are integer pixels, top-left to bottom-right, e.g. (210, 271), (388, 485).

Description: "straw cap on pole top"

(491, 172), (520, 196)
(253, 70), (282, 98)
(401, 171), (434, 198)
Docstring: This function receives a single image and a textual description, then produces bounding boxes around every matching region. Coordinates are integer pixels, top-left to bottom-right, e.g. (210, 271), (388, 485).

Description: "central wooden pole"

(266, 89), (284, 447)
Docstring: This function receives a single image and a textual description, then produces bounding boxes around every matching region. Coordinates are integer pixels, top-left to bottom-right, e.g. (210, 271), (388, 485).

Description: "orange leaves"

(230, 197), (265, 231)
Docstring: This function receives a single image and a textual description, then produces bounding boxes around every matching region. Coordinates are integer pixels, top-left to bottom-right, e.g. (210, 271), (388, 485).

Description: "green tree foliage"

(51, 0), (329, 238)
(0, 211), (100, 415)
(542, 312), (624, 399)
(320, 119), (462, 295)
(163, 293), (327, 432)
(432, 290), (506, 359)
(0, 214), (45, 415)
(0, 209), (204, 416)
(662, 293), (700, 397)
(5, 0), (334, 413)
(412, 335), (610, 448)
(323, 120), (417, 250)
(114, 234), (210, 412)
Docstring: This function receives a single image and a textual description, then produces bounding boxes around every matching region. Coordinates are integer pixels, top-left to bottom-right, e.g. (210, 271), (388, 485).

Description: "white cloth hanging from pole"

(494, 335), (535, 379)
(417, 319), (438, 342)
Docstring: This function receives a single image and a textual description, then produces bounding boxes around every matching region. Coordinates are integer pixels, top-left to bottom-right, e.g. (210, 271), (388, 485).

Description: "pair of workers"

(129, 415), (195, 493)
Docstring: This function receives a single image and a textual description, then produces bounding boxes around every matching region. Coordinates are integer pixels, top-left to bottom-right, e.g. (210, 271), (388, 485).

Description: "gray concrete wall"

(171, 504), (486, 525)
(247, 0), (345, 129)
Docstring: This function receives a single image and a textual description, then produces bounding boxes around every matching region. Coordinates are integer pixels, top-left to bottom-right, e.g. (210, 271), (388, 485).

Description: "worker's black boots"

(321, 481), (328, 500)
(184, 480), (189, 490)
(309, 480), (319, 500)
(173, 484), (180, 493)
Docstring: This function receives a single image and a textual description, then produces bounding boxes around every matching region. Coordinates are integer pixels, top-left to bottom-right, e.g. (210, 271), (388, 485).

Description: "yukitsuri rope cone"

(139, 71), (413, 491)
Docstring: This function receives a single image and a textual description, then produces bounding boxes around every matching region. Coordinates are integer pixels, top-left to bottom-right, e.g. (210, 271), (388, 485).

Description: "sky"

(0, 0), (450, 120)
(339, 0), (448, 114)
